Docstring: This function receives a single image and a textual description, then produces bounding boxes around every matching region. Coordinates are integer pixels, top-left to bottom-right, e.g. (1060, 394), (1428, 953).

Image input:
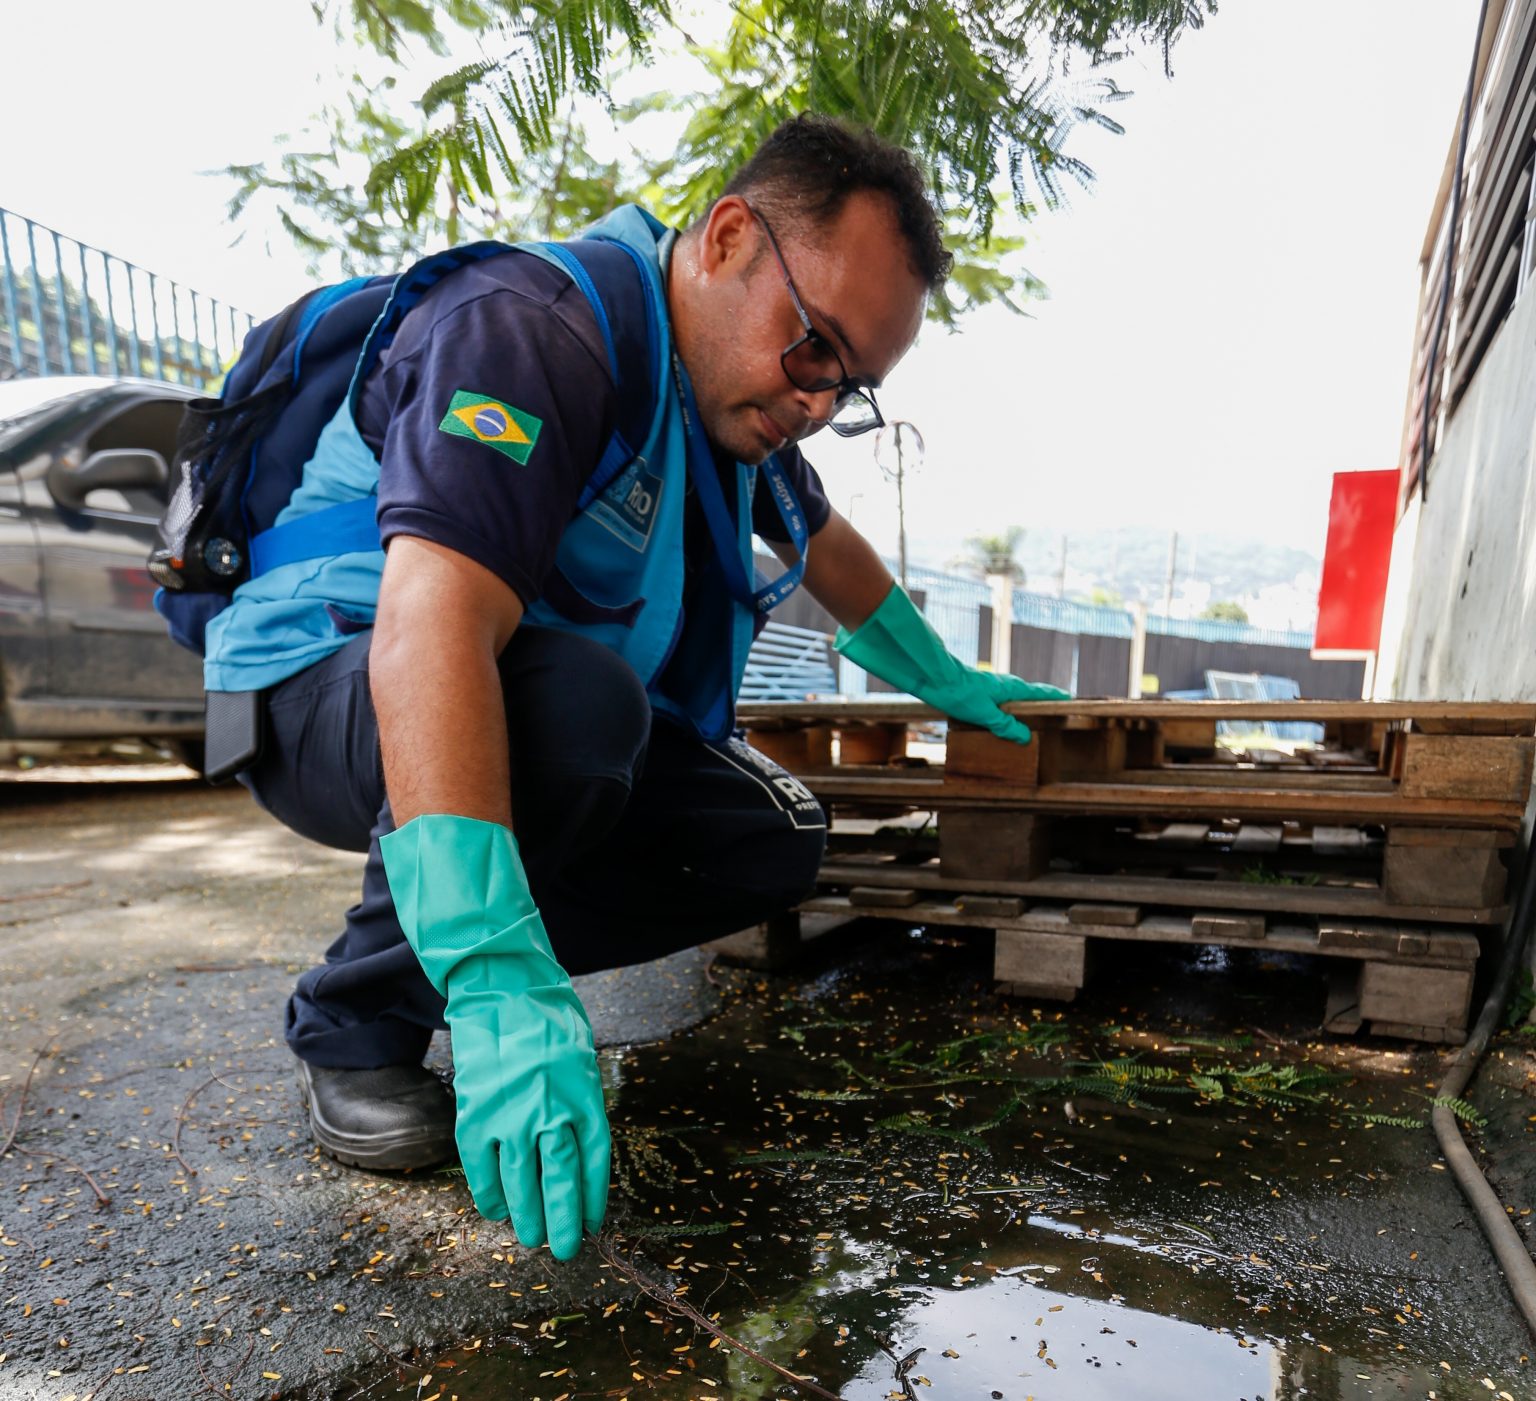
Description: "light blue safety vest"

(202, 205), (808, 742)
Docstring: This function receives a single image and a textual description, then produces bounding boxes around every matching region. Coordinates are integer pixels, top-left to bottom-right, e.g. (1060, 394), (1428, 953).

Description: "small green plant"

(1504, 971), (1536, 1029)
(1239, 865), (1320, 887)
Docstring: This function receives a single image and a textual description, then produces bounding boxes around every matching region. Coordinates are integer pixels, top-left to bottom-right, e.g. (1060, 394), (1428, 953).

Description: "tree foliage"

(1199, 599), (1249, 623)
(232, 0), (1214, 318)
(958, 525), (1029, 580)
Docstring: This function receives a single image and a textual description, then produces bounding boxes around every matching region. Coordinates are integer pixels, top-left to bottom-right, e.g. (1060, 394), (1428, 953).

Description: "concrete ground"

(3, 768), (1536, 1401)
(0, 770), (721, 1401)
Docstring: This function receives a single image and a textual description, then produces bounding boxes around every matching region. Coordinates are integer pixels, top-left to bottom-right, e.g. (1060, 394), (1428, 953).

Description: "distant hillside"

(915, 526), (1320, 606)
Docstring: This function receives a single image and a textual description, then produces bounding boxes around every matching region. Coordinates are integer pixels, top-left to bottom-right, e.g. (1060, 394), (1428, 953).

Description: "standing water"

(341, 926), (1533, 1400)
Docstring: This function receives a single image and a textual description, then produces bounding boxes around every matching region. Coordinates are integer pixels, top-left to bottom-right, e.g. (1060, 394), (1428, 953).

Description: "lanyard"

(671, 354), (807, 614)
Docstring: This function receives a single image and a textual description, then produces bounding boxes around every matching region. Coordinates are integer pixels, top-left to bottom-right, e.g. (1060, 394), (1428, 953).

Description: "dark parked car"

(0, 376), (205, 763)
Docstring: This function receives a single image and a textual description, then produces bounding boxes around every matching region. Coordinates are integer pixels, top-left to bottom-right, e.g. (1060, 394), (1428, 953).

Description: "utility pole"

(1056, 532), (1068, 598)
(875, 421), (924, 592)
(1162, 530), (1179, 617)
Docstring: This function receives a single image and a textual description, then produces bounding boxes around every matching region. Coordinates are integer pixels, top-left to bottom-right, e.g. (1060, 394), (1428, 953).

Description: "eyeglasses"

(746, 205), (885, 438)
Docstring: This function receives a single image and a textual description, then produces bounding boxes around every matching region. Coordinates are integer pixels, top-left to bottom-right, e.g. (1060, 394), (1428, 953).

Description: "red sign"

(1315, 470), (1398, 655)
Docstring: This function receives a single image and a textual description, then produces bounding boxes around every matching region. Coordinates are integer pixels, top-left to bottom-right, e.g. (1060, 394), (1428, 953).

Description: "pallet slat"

(812, 859), (1505, 925)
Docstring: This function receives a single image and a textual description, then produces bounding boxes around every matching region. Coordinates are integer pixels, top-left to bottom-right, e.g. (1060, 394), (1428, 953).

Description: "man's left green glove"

(835, 583), (1070, 744)
(380, 814), (608, 1261)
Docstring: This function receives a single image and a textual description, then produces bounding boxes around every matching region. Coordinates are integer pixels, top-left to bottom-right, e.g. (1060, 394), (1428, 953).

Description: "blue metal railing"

(0, 207), (254, 390)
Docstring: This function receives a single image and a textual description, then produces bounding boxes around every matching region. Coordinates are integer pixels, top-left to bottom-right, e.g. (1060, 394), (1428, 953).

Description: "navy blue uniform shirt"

(355, 248), (832, 612)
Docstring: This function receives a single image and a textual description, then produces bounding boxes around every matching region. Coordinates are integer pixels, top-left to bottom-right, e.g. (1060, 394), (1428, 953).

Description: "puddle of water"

(340, 931), (1533, 1401)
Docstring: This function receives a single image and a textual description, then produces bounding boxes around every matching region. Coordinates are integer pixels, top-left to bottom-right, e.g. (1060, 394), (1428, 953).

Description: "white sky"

(4, 0), (1481, 568)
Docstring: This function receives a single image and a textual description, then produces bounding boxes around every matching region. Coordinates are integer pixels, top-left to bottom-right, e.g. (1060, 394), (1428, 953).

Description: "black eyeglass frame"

(745, 204), (886, 439)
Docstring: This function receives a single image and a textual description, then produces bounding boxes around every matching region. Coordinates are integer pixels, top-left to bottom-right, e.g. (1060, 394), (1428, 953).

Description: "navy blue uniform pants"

(244, 628), (826, 1069)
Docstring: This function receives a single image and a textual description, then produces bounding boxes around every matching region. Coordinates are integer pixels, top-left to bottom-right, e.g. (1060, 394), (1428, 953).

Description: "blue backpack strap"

(524, 238), (661, 511)
(249, 496), (381, 575)
(347, 242), (522, 405)
(247, 238), (659, 579)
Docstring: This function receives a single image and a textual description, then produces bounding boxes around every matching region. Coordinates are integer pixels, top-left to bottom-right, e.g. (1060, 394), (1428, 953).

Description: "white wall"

(1386, 284), (1536, 699)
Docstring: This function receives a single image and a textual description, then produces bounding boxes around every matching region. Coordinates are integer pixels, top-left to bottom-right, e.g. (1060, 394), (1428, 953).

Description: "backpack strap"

(538, 239), (661, 511)
(249, 495), (381, 576)
(247, 238), (661, 578)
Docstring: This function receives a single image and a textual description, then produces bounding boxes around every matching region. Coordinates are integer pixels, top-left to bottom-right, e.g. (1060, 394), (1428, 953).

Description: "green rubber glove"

(835, 583), (1070, 744)
(380, 814), (609, 1261)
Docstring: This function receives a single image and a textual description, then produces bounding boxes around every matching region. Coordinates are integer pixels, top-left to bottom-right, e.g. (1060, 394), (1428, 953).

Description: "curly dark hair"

(717, 113), (952, 291)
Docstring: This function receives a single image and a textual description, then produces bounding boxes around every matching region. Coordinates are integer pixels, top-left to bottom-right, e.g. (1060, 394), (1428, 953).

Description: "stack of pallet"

(730, 699), (1536, 1045)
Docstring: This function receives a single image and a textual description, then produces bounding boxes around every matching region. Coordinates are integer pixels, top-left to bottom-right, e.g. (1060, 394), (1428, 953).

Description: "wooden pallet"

(726, 700), (1534, 1044)
(739, 699), (1536, 829)
(786, 894), (1480, 1045)
(814, 814), (1514, 922)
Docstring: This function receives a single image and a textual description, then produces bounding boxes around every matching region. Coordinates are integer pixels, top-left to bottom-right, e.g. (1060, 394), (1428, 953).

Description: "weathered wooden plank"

(1381, 843), (1508, 909)
(1079, 768), (1398, 792)
(748, 728), (809, 770)
(1386, 825), (1515, 849)
(812, 860), (1505, 925)
(849, 885), (920, 908)
(939, 810), (1050, 882)
(1067, 902), (1141, 927)
(944, 727), (1041, 786)
(956, 894), (1026, 919)
(995, 929), (1092, 1001)
(1412, 717), (1536, 736)
(1318, 922), (1403, 956)
(1366, 1020), (1468, 1047)
(1359, 962), (1474, 1033)
(737, 698), (1536, 725)
(805, 725), (835, 769)
(1126, 725), (1166, 768)
(806, 772), (1525, 828)
(1039, 726), (1129, 784)
(1398, 734), (1536, 802)
(838, 723), (908, 765)
(1161, 718), (1218, 750)
(1192, 912), (1265, 941)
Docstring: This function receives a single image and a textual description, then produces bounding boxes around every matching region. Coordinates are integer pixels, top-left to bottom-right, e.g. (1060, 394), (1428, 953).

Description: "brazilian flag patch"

(438, 390), (544, 464)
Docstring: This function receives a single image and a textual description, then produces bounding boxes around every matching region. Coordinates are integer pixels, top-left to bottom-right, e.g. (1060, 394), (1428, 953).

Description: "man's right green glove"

(380, 814), (609, 1261)
(836, 583), (1070, 744)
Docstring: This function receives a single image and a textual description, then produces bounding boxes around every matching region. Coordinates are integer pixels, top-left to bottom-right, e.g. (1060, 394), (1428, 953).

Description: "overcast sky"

(3, 0), (1482, 568)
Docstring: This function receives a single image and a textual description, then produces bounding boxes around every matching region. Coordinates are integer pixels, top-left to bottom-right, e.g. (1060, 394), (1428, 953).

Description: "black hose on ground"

(1431, 821), (1536, 1337)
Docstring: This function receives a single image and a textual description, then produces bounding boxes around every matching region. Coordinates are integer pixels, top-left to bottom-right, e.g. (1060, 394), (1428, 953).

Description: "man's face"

(678, 192), (928, 465)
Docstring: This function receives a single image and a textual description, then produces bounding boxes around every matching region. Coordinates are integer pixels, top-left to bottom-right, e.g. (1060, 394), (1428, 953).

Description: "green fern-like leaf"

(734, 1149), (848, 1164)
(625, 1220), (732, 1239)
(1429, 1096), (1487, 1128)
(1351, 1112), (1426, 1130)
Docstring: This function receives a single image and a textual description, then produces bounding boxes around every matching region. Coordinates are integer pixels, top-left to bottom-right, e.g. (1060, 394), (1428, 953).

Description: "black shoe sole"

(295, 1060), (456, 1172)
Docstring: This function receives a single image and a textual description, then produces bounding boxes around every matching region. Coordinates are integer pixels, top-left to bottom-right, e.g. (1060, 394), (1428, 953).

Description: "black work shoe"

(295, 1057), (457, 1171)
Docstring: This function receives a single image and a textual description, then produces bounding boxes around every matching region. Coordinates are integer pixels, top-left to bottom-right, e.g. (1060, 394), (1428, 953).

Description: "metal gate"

(0, 206), (253, 389)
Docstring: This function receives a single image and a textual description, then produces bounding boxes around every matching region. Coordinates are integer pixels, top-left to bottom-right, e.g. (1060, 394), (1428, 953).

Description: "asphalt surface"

(0, 772), (721, 1401)
(3, 770), (1536, 1401)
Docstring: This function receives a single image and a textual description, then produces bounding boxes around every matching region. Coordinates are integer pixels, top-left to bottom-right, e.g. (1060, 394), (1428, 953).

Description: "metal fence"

(0, 207), (254, 390)
(834, 562), (1321, 698)
(1013, 587), (1314, 650)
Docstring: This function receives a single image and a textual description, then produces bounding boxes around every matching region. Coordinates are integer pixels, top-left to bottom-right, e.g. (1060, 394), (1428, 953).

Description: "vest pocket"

(540, 565), (645, 627)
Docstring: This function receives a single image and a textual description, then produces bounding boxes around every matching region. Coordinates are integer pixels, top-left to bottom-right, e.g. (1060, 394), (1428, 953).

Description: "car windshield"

(0, 377), (119, 450)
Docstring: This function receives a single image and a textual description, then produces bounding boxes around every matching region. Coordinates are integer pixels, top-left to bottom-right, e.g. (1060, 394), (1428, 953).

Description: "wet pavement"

(2, 771), (1535, 1401)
